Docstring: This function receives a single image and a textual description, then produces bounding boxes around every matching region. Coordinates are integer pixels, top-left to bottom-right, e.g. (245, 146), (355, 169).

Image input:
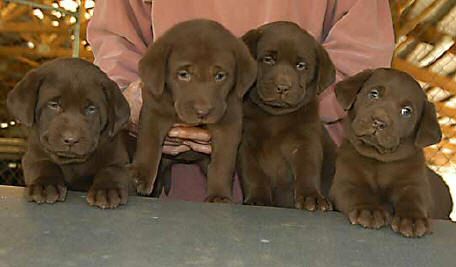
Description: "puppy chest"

(376, 161), (425, 189)
(243, 116), (308, 185)
(257, 144), (292, 183)
(357, 164), (407, 195)
(61, 165), (94, 190)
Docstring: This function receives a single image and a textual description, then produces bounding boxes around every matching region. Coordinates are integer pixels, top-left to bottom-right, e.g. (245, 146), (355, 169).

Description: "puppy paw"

(391, 215), (431, 238)
(25, 183), (67, 204)
(205, 195), (233, 204)
(295, 194), (333, 211)
(87, 186), (128, 209)
(348, 207), (391, 229)
(129, 165), (154, 196)
(135, 179), (154, 196)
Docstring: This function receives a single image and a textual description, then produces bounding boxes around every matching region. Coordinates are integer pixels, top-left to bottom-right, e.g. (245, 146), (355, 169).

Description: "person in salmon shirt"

(87, 0), (395, 203)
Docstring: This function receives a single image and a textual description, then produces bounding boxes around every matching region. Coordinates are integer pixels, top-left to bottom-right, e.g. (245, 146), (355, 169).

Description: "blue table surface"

(0, 185), (455, 267)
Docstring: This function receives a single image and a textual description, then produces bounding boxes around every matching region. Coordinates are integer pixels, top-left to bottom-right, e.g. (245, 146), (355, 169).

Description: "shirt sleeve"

(319, 0), (395, 123)
(87, 0), (153, 89)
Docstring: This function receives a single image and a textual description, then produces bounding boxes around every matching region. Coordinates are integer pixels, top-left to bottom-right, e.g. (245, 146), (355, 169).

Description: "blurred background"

(0, 0), (455, 218)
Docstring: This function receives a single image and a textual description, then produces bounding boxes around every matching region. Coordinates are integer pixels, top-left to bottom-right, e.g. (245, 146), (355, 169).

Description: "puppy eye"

(214, 72), (226, 82)
(263, 56), (275, 65)
(296, 62), (307, 71)
(368, 88), (380, 100)
(177, 70), (191, 81)
(85, 105), (97, 115)
(47, 101), (61, 111)
(401, 106), (413, 118)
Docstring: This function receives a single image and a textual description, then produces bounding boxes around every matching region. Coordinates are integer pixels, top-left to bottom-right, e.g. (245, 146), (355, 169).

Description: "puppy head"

(139, 19), (256, 125)
(335, 68), (441, 159)
(7, 58), (130, 164)
(242, 21), (335, 115)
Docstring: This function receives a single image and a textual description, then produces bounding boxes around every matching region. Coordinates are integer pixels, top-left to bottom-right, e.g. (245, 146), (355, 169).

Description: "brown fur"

(131, 19), (257, 202)
(238, 22), (336, 210)
(7, 58), (131, 208)
(329, 68), (453, 237)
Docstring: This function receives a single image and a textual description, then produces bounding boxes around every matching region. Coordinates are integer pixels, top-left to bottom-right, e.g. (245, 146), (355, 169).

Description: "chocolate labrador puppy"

(330, 68), (453, 237)
(238, 22), (337, 210)
(131, 19), (257, 202)
(7, 58), (131, 208)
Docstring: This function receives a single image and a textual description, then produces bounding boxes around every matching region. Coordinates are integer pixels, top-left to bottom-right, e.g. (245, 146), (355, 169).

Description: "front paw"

(25, 183), (67, 204)
(348, 207), (391, 229)
(205, 195), (233, 204)
(391, 215), (431, 238)
(295, 193), (333, 211)
(129, 164), (154, 196)
(87, 186), (128, 209)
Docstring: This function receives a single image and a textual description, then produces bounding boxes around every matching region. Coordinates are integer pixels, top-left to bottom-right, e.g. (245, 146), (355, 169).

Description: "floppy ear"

(234, 41), (258, 98)
(335, 69), (374, 110)
(415, 100), (442, 148)
(138, 39), (171, 97)
(7, 69), (42, 127)
(315, 44), (336, 94)
(102, 78), (131, 137)
(241, 29), (262, 57)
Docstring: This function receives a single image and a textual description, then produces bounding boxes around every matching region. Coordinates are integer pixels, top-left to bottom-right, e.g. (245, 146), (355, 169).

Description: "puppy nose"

(276, 84), (290, 94)
(193, 104), (213, 119)
(62, 132), (80, 145)
(372, 119), (387, 130)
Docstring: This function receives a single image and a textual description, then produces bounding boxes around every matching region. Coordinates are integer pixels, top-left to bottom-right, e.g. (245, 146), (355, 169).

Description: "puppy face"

(336, 68), (441, 156)
(7, 58), (130, 164)
(166, 43), (236, 124)
(242, 22), (335, 114)
(139, 19), (257, 125)
(36, 77), (107, 162)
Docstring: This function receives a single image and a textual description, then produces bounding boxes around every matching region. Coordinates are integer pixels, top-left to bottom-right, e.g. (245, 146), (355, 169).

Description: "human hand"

(162, 124), (212, 155)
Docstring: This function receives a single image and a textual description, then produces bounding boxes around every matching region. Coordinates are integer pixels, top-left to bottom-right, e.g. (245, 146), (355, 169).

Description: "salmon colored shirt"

(87, 0), (395, 202)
